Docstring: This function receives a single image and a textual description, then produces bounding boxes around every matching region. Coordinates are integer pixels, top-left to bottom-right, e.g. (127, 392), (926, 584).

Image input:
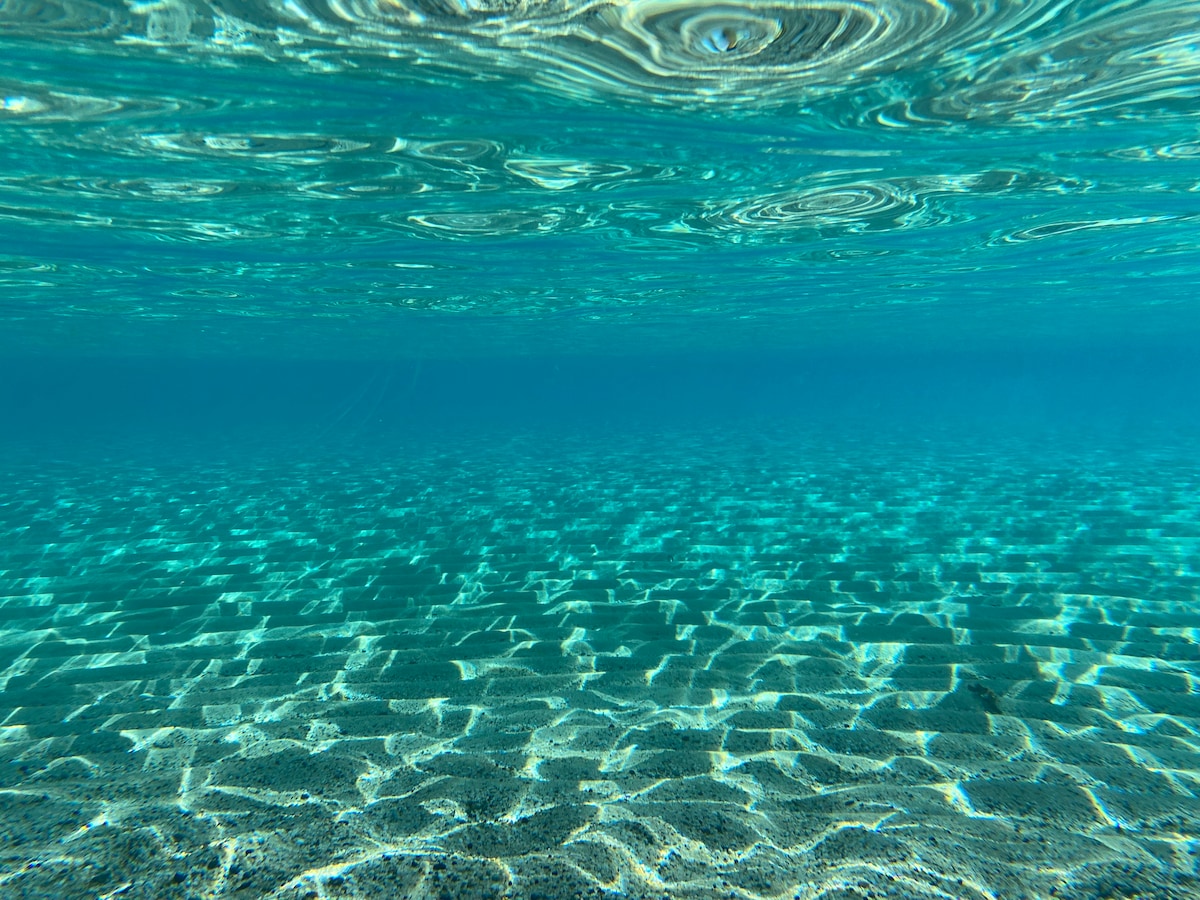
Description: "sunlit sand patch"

(1, 434), (1198, 898)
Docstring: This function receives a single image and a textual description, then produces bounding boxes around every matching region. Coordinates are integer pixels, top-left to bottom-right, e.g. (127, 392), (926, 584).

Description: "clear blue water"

(2, 2), (1199, 899)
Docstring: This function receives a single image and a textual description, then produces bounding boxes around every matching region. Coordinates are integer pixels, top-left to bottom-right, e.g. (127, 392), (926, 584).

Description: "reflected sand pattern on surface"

(1, 432), (1198, 898)
(8, 0), (1198, 120)
(4, 0), (1198, 355)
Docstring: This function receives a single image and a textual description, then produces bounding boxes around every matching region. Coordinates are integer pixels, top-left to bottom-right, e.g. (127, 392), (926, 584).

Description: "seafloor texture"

(1, 430), (1199, 900)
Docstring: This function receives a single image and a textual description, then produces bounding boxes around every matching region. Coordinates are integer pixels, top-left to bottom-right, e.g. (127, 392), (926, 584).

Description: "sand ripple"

(1, 432), (1198, 899)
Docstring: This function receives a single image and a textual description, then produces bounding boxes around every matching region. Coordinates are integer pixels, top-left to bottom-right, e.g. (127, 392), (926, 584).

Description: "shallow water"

(3, 2), (1200, 899)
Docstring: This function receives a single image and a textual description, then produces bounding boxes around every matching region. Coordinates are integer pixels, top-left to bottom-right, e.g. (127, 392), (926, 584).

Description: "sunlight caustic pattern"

(2, 433), (1198, 899)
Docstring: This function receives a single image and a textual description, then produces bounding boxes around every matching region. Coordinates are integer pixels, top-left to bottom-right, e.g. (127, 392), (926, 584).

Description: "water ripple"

(535, 0), (958, 104)
(2, 0), (1197, 339)
(5, 0), (1196, 124)
(401, 207), (582, 238)
(0, 0), (126, 37)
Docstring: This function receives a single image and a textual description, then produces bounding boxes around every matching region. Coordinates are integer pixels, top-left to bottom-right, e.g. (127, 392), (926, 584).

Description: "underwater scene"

(2, 1), (1200, 899)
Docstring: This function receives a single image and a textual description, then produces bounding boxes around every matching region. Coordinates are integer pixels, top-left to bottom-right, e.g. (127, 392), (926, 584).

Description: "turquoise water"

(3, 2), (1200, 899)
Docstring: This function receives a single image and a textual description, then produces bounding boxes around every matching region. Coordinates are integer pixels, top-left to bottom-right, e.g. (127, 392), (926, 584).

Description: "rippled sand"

(2, 430), (1198, 899)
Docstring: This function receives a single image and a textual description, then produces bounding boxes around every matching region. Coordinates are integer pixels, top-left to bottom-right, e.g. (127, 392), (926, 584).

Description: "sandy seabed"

(1, 430), (1198, 900)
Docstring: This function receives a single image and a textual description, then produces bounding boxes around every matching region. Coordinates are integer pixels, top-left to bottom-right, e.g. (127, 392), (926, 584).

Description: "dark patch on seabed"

(1, 428), (1198, 900)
